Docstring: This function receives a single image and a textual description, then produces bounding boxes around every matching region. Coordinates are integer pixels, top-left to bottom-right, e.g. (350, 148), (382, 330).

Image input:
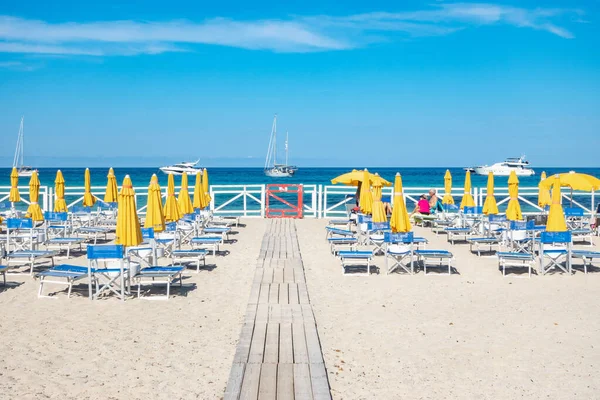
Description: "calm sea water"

(2, 167), (598, 213)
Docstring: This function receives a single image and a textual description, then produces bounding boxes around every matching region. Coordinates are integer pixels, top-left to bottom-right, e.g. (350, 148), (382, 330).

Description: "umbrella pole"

(570, 188), (573, 207)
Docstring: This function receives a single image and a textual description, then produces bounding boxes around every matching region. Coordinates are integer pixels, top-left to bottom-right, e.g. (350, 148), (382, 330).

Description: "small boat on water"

(264, 115), (297, 178)
(159, 160), (203, 175)
(465, 156), (535, 176)
(13, 116), (37, 177)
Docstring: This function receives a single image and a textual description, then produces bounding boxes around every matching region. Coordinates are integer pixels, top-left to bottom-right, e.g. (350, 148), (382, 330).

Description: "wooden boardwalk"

(225, 219), (332, 400)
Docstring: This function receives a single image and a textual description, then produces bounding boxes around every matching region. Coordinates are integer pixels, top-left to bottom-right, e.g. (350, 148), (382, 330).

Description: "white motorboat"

(13, 116), (37, 177)
(159, 160), (203, 175)
(466, 156), (535, 176)
(264, 115), (297, 178)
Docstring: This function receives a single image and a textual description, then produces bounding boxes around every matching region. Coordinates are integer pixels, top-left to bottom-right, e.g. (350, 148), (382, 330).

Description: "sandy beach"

(2, 218), (599, 399)
(297, 219), (600, 399)
(0, 218), (266, 400)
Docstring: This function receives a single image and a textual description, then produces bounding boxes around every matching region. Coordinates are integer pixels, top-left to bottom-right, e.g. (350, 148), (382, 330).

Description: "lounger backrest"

(463, 206), (483, 215)
(564, 207), (584, 217)
(357, 214), (372, 224)
(87, 244), (124, 260)
(509, 220), (535, 230)
(444, 204), (459, 212)
(489, 214), (507, 223)
(368, 221), (390, 231)
(44, 212), (68, 222)
(72, 206), (92, 214)
(0, 202), (9, 210)
(141, 228), (155, 240)
(540, 231), (572, 244)
(6, 218), (33, 230)
(384, 231), (414, 243)
(165, 222), (177, 232)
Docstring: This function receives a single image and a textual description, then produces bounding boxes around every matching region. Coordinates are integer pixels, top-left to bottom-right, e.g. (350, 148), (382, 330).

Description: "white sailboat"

(264, 115), (297, 178)
(13, 117), (36, 177)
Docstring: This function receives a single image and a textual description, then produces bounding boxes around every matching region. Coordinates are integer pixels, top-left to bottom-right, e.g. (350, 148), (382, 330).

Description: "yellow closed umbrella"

(193, 172), (202, 209)
(442, 169), (454, 205)
(538, 171), (551, 208)
(460, 170), (475, 209)
(163, 174), (182, 222)
(104, 167), (118, 203)
(390, 173), (411, 233)
(144, 174), (165, 233)
(359, 169), (373, 214)
(54, 170), (68, 212)
(9, 167), (20, 203)
(177, 174), (194, 215)
(200, 168), (212, 210)
(482, 172), (498, 215)
(83, 168), (96, 207)
(26, 170), (43, 221)
(546, 182), (567, 232)
(371, 174), (387, 223)
(115, 175), (142, 247)
(506, 171), (522, 221)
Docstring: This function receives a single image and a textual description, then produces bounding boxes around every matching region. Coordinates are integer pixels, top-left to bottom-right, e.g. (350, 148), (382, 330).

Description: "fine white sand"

(0, 218), (265, 400)
(296, 219), (600, 400)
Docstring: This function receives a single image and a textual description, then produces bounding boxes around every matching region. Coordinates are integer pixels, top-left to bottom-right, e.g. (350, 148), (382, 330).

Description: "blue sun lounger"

(171, 249), (208, 273)
(467, 236), (501, 256)
(497, 252), (535, 277)
(571, 250), (600, 274)
(414, 249), (455, 275)
(6, 249), (58, 275)
(190, 236), (222, 256)
(338, 250), (373, 275)
(132, 266), (185, 300)
(328, 236), (358, 255)
(35, 264), (98, 298)
(445, 227), (472, 244)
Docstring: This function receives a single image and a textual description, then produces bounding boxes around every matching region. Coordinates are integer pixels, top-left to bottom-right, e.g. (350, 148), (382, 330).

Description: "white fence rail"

(1, 184), (597, 219)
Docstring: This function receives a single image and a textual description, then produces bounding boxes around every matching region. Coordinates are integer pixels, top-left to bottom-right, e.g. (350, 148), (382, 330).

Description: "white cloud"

(0, 3), (583, 56)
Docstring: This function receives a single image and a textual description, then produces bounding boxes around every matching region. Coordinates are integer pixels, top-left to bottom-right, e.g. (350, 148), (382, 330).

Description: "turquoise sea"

(1, 167), (599, 215)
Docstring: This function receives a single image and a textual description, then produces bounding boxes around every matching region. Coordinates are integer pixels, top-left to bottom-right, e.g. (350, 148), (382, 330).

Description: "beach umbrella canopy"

(26, 170), (43, 221)
(460, 171), (475, 209)
(163, 174), (182, 222)
(371, 174), (387, 223)
(537, 171), (551, 208)
(506, 171), (523, 221)
(442, 169), (454, 205)
(390, 173), (411, 233)
(115, 175), (142, 247)
(83, 168), (96, 207)
(144, 174), (165, 233)
(200, 168), (212, 210)
(177, 173), (194, 214)
(359, 169), (373, 214)
(104, 167), (118, 203)
(54, 170), (68, 212)
(539, 171), (600, 192)
(9, 167), (20, 203)
(331, 169), (392, 186)
(193, 172), (202, 209)
(482, 172), (498, 215)
(546, 183), (568, 232)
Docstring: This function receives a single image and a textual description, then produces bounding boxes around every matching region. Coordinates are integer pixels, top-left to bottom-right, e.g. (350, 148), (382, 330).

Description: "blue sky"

(0, 1), (598, 167)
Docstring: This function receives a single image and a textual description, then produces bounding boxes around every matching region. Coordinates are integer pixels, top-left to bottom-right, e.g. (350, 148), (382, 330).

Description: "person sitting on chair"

(411, 194), (431, 216)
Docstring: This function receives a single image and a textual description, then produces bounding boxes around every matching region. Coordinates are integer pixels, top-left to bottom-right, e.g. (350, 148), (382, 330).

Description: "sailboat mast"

(20, 117), (24, 168)
(264, 115), (277, 169)
(273, 117), (277, 166)
(13, 116), (24, 168)
(285, 131), (289, 166)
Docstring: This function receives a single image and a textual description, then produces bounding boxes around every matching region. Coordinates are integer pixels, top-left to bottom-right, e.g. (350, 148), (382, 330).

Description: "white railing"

(1, 184), (597, 219)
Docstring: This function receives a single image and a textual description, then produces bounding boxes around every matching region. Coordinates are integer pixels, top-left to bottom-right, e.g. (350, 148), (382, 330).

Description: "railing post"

(260, 184), (265, 218)
(243, 185), (248, 218)
(210, 186), (214, 211)
(46, 187), (52, 212)
(318, 185), (323, 218)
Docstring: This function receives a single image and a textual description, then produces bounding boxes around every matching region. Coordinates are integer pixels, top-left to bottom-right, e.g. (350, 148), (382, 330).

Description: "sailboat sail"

(12, 117), (35, 177)
(264, 115), (297, 178)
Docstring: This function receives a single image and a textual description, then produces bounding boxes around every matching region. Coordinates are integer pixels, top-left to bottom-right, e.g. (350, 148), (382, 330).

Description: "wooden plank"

(291, 304), (303, 324)
(277, 363), (294, 400)
(239, 363), (261, 400)
(269, 304), (281, 324)
(310, 363), (331, 400)
(263, 323), (280, 364)
(248, 322), (267, 363)
(279, 322), (294, 364)
(262, 268), (274, 283)
(278, 283), (289, 304)
(233, 323), (254, 363)
(258, 363), (277, 400)
(268, 283), (279, 304)
(292, 322), (309, 363)
(298, 282), (310, 304)
(273, 268), (284, 283)
(255, 304), (269, 324)
(224, 363), (245, 400)
(304, 323), (324, 364)
(301, 304), (315, 324)
(244, 303), (258, 324)
(293, 363), (314, 400)
(248, 282), (261, 304)
(280, 304), (293, 324)
(288, 283), (299, 305)
(258, 284), (270, 304)
(294, 268), (306, 283)
(283, 267), (294, 283)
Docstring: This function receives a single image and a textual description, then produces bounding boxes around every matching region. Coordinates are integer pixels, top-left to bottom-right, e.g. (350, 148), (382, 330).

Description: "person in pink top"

(411, 194), (431, 216)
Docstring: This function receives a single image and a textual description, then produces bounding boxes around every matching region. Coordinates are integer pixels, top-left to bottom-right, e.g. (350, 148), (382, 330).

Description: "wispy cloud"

(0, 3), (584, 57)
(0, 60), (39, 71)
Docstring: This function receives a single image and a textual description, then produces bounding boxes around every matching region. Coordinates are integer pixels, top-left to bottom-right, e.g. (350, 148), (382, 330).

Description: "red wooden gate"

(266, 184), (303, 218)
